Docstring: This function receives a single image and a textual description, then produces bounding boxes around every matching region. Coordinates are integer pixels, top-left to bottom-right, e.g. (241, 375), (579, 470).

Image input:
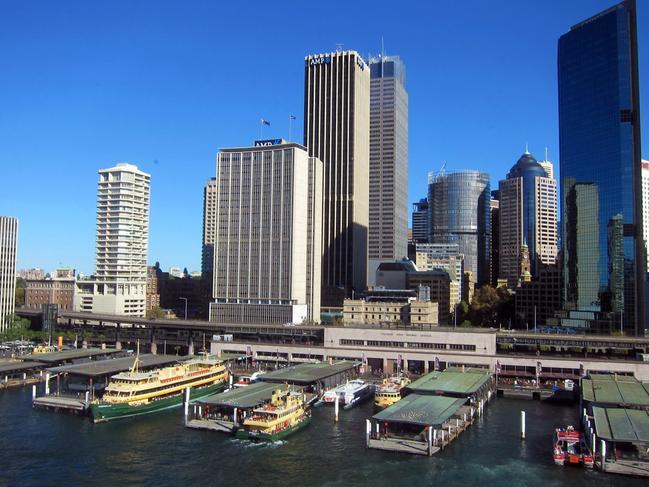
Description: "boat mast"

(130, 340), (140, 374)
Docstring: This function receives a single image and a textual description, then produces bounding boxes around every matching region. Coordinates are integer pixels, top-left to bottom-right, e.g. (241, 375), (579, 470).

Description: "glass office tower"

(558, 0), (644, 335)
(428, 171), (491, 286)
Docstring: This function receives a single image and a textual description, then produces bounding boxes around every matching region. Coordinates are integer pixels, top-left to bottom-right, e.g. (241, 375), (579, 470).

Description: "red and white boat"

(553, 426), (594, 467)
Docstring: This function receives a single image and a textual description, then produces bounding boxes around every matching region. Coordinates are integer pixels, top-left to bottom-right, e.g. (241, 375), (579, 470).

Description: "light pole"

(179, 297), (188, 320)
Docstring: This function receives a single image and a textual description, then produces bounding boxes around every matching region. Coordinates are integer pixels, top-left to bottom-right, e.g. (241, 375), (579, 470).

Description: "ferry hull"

(235, 416), (311, 442)
(91, 381), (226, 423)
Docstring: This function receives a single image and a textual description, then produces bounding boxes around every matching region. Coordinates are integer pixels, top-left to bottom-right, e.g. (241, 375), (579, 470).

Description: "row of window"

(340, 339), (476, 351)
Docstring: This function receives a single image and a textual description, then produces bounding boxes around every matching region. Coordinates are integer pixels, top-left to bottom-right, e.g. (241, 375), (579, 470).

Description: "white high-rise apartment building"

(202, 177), (217, 281)
(642, 160), (649, 269)
(210, 141), (323, 324)
(74, 163), (150, 316)
(0, 217), (18, 331)
(304, 50), (370, 307)
(367, 55), (409, 286)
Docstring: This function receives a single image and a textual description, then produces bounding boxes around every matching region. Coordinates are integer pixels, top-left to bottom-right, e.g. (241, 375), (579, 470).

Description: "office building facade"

(74, 163), (151, 316)
(367, 55), (409, 286)
(428, 171), (491, 287)
(498, 151), (558, 288)
(210, 142), (323, 324)
(558, 0), (645, 334)
(412, 198), (429, 243)
(304, 50), (370, 306)
(0, 217), (18, 331)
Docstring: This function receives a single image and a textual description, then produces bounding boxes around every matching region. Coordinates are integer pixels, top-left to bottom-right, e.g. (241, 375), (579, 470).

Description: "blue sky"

(1, 0), (648, 274)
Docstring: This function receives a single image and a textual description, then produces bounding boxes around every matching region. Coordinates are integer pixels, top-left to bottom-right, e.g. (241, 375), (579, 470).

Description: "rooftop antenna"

(381, 36), (385, 59)
(525, 142), (529, 154)
(544, 146), (549, 161)
(335, 43), (343, 53)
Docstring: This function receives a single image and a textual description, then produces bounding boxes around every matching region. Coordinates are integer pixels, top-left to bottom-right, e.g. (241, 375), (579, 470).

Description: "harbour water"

(0, 386), (642, 486)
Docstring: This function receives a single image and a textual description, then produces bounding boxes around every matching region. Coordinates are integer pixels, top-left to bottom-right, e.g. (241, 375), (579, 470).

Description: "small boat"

(553, 426), (594, 467)
(374, 375), (411, 410)
(235, 387), (310, 442)
(322, 379), (374, 409)
(233, 370), (266, 388)
(90, 353), (228, 423)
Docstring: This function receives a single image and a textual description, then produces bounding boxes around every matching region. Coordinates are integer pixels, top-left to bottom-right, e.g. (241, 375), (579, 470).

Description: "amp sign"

(308, 56), (331, 66)
(254, 139), (283, 147)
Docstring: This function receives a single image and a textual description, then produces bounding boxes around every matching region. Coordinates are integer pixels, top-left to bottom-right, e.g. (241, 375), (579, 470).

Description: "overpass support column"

(151, 340), (157, 355)
(188, 337), (195, 356)
(115, 340), (122, 350)
(424, 360), (430, 374)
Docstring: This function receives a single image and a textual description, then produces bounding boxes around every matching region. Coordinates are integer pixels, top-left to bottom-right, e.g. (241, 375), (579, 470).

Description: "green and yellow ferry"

(374, 375), (411, 410)
(91, 354), (228, 423)
(235, 387), (311, 442)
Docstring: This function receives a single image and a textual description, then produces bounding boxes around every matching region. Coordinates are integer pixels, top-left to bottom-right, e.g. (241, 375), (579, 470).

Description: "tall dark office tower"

(412, 198), (429, 243)
(366, 55), (408, 286)
(428, 171), (491, 287)
(558, 0), (644, 335)
(304, 51), (370, 307)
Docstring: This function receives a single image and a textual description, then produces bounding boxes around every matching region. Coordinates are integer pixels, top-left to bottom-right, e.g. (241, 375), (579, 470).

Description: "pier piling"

(520, 411), (526, 439)
(45, 372), (50, 395)
(32, 385), (36, 400)
(600, 440), (606, 472)
(183, 387), (190, 421)
(366, 420), (371, 447)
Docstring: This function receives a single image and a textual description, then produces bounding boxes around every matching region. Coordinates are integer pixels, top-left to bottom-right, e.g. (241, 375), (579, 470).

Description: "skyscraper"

(498, 150), (558, 288)
(642, 160), (649, 270)
(74, 163), (151, 316)
(304, 50), (370, 306)
(367, 55), (408, 286)
(202, 177), (217, 293)
(0, 216), (18, 331)
(558, 0), (644, 334)
(210, 141), (323, 324)
(411, 198), (429, 244)
(428, 171), (491, 287)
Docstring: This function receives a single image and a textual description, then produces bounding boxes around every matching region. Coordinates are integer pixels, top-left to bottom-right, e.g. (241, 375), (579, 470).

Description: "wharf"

(33, 354), (188, 415)
(367, 394), (481, 456)
(0, 361), (46, 389)
(33, 394), (88, 413)
(259, 360), (360, 388)
(580, 373), (649, 478)
(367, 367), (493, 456)
(25, 348), (122, 365)
(188, 382), (280, 434)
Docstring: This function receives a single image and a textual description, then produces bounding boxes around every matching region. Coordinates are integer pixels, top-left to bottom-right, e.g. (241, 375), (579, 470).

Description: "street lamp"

(179, 297), (188, 320)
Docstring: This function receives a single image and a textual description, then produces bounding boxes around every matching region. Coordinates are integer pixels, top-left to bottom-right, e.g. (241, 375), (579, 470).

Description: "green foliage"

(0, 315), (35, 341)
(465, 285), (514, 327)
(460, 320), (472, 327)
(146, 307), (166, 319)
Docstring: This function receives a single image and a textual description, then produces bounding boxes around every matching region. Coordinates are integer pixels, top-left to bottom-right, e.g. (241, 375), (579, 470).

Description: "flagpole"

(260, 119), (263, 140)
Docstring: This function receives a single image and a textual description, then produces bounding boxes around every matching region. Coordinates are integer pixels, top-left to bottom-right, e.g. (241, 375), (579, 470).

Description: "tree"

(15, 277), (26, 306)
(0, 315), (33, 341)
(146, 307), (166, 319)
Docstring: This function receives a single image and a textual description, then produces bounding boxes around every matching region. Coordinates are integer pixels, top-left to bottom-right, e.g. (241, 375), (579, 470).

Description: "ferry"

(90, 354), (228, 423)
(322, 379), (374, 409)
(235, 387), (310, 442)
(552, 426), (594, 467)
(374, 375), (411, 410)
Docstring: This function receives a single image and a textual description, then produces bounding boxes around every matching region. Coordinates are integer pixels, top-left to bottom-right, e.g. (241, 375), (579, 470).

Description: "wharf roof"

(373, 394), (466, 427)
(25, 348), (121, 364)
(593, 407), (649, 443)
(0, 361), (44, 374)
(48, 354), (185, 378)
(198, 382), (279, 409)
(407, 367), (492, 396)
(581, 374), (649, 407)
(259, 361), (360, 385)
